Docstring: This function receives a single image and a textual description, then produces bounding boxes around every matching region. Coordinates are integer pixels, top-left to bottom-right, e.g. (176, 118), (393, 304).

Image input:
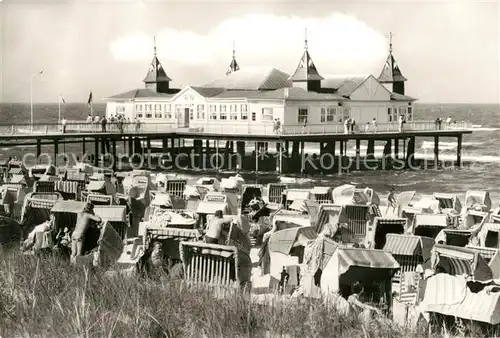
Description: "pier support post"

(112, 139), (117, 171)
(53, 139), (59, 166)
(300, 141), (305, 174)
(36, 139), (41, 159)
(193, 140), (203, 169)
(284, 141), (289, 156)
(82, 137), (86, 155)
(146, 139), (152, 169)
(340, 140), (344, 156)
(434, 136), (439, 169)
(406, 137), (415, 168)
(236, 141), (245, 171)
(319, 142), (325, 156)
(254, 142), (259, 174)
(101, 137), (106, 155)
(456, 134), (462, 167)
(355, 139), (361, 169)
(394, 138), (399, 160)
(94, 138), (99, 167)
(128, 137), (133, 157)
(366, 139), (375, 160)
(276, 142), (282, 174)
(383, 139), (392, 169)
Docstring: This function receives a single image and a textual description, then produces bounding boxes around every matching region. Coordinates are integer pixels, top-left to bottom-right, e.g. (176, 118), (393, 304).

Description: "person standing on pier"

(302, 118), (308, 134)
(101, 116), (107, 132)
(351, 118), (356, 134)
(446, 115), (452, 129)
(86, 114), (92, 124)
(276, 118), (281, 134)
(398, 115), (404, 133)
(61, 117), (67, 134)
(371, 118), (377, 133)
(344, 118), (350, 134)
(364, 122), (370, 133)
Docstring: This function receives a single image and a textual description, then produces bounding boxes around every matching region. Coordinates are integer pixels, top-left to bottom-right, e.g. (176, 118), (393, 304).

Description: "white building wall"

(344, 101), (412, 124)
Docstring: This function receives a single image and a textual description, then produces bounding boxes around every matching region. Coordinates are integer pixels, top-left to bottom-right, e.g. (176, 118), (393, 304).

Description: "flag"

(87, 92), (93, 107)
(59, 96), (66, 104)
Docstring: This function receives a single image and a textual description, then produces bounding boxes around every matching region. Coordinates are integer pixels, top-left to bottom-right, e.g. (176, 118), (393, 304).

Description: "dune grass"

(0, 251), (438, 338)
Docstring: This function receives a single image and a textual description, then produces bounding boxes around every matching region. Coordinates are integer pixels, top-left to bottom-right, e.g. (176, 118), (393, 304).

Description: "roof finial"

(304, 28), (308, 50)
(153, 35), (157, 56)
(232, 39), (236, 59)
(388, 32), (393, 54)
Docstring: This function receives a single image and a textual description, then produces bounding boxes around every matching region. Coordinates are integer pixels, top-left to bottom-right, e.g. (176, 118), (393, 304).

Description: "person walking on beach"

(101, 116), (107, 132)
(371, 118), (377, 133)
(385, 188), (397, 216)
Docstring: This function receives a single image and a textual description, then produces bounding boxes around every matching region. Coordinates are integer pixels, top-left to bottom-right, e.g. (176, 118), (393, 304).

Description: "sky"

(0, 0), (499, 104)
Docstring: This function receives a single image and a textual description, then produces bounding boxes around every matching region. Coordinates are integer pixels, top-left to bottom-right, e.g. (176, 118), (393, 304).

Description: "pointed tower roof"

(143, 36), (172, 83)
(378, 32), (407, 83)
(289, 29), (324, 82)
(226, 40), (240, 76)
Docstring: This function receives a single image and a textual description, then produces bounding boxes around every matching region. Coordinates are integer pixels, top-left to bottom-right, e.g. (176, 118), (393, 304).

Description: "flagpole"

(58, 96), (61, 123)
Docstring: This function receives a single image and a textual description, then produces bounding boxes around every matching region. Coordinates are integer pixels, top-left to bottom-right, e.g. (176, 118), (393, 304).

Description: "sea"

(1, 102), (499, 204)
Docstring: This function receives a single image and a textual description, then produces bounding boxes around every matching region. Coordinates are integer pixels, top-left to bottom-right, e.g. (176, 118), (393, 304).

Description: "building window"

(190, 108), (194, 120)
(229, 104), (237, 113)
(338, 108), (350, 122)
(230, 111), (237, 120)
(251, 112), (256, 121)
(154, 104), (162, 118)
(116, 105), (125, 114)
(220, 110), (227, 120)
(399, 107), (407, 117)
(137, 113), (143, 118)
(175, 104), (182, 119)
(298, 108), (308, 123)
(241, 104), (247, 113)
(209, 105), (217, 120)
(197, 104), (205, 120)
(321, 107), (336, 122)
(165, 104), (172, 119)
(220, 105), (227, 113)
(145, 104), (152, 112)
(407, 107), (413, 121)
(387, 107), (393, 122)
(241, 111), (248, 120)
(135, 104), (143, 112)
(392, 107), (398, 121)
(262, 108), (273, 121)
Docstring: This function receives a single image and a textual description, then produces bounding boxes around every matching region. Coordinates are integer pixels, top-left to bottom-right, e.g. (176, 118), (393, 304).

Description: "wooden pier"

(0, 122), (473, 174)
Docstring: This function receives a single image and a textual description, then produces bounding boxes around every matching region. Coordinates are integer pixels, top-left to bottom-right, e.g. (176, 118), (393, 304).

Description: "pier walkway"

(0, 120), (473, 174)
(0, 120), (473, 141)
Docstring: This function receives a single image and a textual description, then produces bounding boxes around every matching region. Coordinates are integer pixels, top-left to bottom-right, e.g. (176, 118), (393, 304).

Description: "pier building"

(104, 32), (416, 134)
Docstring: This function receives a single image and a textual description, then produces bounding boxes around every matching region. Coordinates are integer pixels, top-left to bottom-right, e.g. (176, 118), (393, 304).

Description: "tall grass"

(0, 251), (432, 337)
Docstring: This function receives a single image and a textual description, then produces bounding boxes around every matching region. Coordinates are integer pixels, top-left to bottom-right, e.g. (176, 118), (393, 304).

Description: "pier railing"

(0, 120), (473, 137)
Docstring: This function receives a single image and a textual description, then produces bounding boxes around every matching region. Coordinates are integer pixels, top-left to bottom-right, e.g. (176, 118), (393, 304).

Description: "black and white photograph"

(0, 0), (499, 336)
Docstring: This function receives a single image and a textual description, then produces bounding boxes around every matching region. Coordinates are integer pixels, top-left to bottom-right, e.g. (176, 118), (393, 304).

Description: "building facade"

(104, 34), (416, 134)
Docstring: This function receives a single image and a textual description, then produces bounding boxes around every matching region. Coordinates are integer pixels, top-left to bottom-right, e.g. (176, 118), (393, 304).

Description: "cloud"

(109, 12), (388, 76)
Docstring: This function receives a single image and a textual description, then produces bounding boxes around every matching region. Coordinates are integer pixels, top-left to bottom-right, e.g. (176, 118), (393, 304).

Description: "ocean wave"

(420, 141), (484, 151)
(472, 125), (500, 131)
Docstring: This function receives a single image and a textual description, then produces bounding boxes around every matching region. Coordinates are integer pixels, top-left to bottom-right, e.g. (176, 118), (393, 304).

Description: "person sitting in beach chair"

(23, 214), (56, 252)
(348, 281), (382, 324)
